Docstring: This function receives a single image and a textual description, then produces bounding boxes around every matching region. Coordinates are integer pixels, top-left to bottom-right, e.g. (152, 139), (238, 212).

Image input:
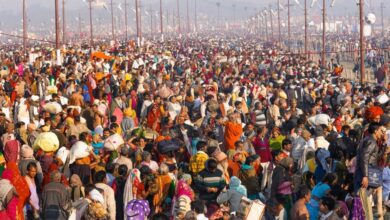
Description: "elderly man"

(41, 171), (71, 220)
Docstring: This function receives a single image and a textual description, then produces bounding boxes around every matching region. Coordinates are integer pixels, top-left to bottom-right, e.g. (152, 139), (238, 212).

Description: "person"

(2, 162), (30, 220)
(216, 176), (245, 212)
(154, 163), (175, 213)
(114, 146), (133, 173)
(269, 127), (285, 152)
(190, 200), (208, 220)
(172, 174), (195, 219)
(83, 188), (110, 220)
(291, 186), (311, 220)
(354, 122), (386, 220)
(112, 165), (128, 220)
(41, 171), (71, 220)
(307, 173), (337, 220)
(0, 177), (18, 220)
(189, 141), (209, 177)
(94, 170), (116, 220)
(238, 155), (261, 200)
(224, 113), (243, 151)
(24, 162), (40, 219)
(319, 196), (338, 220)
(194, 158), (226, 202)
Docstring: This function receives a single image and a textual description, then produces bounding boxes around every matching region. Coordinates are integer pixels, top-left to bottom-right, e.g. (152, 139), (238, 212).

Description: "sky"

(0, 0), (387, 35)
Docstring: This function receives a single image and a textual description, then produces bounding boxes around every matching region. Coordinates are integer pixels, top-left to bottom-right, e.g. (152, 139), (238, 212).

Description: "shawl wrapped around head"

(176, 180), (194, 200)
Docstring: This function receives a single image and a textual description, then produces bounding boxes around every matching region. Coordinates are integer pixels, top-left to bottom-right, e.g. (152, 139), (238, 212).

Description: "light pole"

(124, 0), (128, 41)
(216, 2), (221, 30)
(186, 0), (190, 33)
(322, 0), (326, 68)
(177, 0), (181, 34)
(110, 0), (115, 42)
(305, 0), (308, 58)
(22, 0), (27, 55)
(194, 0), (197, 32)
(62, 0), (66, 44)
(160, 0), (163, 35)
(269, 5), (274, 40)
(277, 0), (281, 46)
(88, 0), (94, 48)
(55, 0), (60, 49)
(359, 0), (365, 82)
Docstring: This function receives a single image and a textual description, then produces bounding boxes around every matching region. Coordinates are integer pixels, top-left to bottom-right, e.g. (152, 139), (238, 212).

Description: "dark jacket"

(238, 165), (261, 196)
(355, 135), (380, 190)
(271, 158), (292, 197)
(41, 182), (71, 220)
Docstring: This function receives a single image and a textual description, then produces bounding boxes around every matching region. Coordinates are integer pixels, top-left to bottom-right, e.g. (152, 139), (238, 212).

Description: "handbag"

(367, 165), (383, 188)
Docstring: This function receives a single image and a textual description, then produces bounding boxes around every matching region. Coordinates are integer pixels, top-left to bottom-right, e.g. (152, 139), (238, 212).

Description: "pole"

(135, 0), (139, 41)
(359, 0), (365, 83)
(160, 0), (163, 35)
(177, 0), (181, 34)
(195, 0), (197, 32)
(288, 0), (291, 51)
(55, 0), (60, 49)
(125, 0), (128, 41)
(217, 3), (220, 30)
(265, 11), (268, 41)
(89, 0), (93, 48)
(150, 6), (153, 37)
(233, 4), (236, 27)
(304, 0), (308, 59)
(381, 2), (385, 37)
(62, 0), (65, 44)
(270, 5), (274, 40)
(22, 0), (27, 55)
(278, 0), (281, 46)
(322, 0), (326, 68)
(186, 0), (190, 33)
(110, 0), (115, 42)
(78, 13), (81, 38)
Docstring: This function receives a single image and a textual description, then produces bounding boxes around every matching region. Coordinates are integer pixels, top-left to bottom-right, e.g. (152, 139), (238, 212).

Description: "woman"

(18, 145), (43, 185)
(154, 164), (175, 213)
(25, 162), (40, 219)
(252, 126), (272, 190)
(307, 173), (337, 220)
(123, 168), (142, 218)
(271, 157), (293, 219)
(269, 127), (286, 152)
(2, 162), (30, 220)
(147, 104), (161, 133)
(238, 155), (261, 200)
(112, 165), (128, 220)
(172, 174), (194, 219)
(69, 174), (85, 202)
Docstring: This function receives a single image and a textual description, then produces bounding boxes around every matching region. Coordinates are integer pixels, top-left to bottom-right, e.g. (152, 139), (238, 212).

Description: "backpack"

(126, 199), (150, 220)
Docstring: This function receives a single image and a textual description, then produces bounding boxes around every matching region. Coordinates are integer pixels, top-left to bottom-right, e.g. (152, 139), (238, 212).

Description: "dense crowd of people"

(0, 34), (389, 220)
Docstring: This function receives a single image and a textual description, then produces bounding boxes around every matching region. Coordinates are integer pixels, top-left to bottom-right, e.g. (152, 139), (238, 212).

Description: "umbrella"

(157, 139), (179, 154)
(33, 132), (60, 152)
(43, 102), (62, 114)
(69, 141), (90, 164)
(104, 133), (124, 151)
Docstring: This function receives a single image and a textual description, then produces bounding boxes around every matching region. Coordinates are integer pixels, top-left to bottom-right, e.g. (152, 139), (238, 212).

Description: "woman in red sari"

(147, 104), (161, 133)
(2, 162), (30, 220)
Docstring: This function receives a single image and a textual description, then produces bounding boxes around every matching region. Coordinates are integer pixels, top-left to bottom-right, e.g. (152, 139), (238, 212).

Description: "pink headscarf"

(176, 180), (194, 200)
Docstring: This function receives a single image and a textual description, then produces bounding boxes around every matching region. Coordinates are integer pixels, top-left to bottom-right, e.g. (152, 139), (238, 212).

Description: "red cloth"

(224, 121), (243, 151)
(4, 140), (20, 163)
(2, 163), (30, 220)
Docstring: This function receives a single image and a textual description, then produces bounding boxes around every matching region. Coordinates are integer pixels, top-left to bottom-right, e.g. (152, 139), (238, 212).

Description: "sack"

(368, 166), (383, 188)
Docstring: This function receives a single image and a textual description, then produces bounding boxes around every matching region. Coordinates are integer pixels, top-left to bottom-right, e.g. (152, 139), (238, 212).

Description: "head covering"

(20, 145), (34, 159)
(365, 106), (384, 121)
(89, 189), (104, 204)
(70, 174), (83, 187)
(229, 176), (247, 196)
(279, 157), (293, 169)
(176, 179), (194, 200)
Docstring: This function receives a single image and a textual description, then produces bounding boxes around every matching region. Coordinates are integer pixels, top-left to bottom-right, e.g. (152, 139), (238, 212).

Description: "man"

(41, 171), (71, 220)
(189, 141), (209, 177)
(94, 170), (116, 220)
(355, 122), (386, 220)
(194, 158), (226, 202)
(69, 87), (84, 107)
(113, 146), (133, 172)
(291, 186), (311, 220)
